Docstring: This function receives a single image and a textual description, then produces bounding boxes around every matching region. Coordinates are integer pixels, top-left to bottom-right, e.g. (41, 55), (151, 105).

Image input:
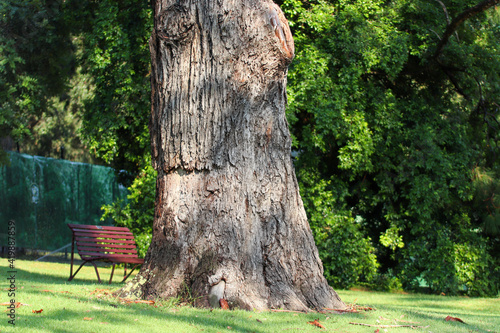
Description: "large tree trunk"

(120, 0), (345, 311)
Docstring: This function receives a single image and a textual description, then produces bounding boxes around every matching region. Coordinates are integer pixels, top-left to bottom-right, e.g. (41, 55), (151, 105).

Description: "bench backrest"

(67, 224), (139, 260)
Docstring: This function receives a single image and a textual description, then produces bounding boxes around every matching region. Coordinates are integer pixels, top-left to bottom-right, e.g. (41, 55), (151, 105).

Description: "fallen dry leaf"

(220, 299), (229, 310)
(445, 315), (465, 323)
(307, 319), (325, 329)
(374, 329), (380, 333)
(90, 289), (112, 295)
(352, 305), (374, 311)
(32, 309), (43, 314)
(42, 289), (70, 294)
(116, 298), (155, 305)
(90, 288), (113, 298)
(118, 298), (132, 304)
(1, 302), (28, 309)
(131, 300), (155, 305)
(83, 317), (93, 321)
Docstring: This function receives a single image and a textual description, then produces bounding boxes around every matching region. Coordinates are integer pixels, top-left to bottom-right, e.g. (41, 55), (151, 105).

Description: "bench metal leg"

(89, 261), (102, 284)
(68, 235), (75, 281)
(68, 235), (102, 284)
(122, 264), (141, 282)
(109, 264), (116, 284)
(68, 260), (93, 282)
(69, 259), (137, 284)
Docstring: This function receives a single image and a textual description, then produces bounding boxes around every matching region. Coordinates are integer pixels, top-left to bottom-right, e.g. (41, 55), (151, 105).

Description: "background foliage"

(282, 0), (500, 296)
(0, 0), (97, 163)
(66, 0), (153, 183)
(2, 0), (499, 296)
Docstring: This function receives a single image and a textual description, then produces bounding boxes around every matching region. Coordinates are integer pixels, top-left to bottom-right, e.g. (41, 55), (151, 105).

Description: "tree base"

(118, 167), (345, 311)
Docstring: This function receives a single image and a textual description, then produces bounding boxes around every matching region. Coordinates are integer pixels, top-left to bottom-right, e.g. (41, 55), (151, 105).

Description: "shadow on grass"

(21, 307), (268, 333)
(11, 265), (269, 332)
(15, 263), (132, 287)
(16, 283), (288, 333)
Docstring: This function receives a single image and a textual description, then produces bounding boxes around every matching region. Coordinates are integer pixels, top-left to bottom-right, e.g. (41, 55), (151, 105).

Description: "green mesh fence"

(0, 151), (128, 251)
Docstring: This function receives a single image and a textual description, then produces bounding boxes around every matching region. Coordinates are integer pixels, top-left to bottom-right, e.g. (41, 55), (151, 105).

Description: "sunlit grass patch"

(1, 259), (498, 332)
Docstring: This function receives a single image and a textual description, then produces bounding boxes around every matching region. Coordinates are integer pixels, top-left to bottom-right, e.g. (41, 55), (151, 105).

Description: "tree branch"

(442, 67), (471, 100)
(435, 0), (452, 24)
(434, 0), (460, 42)
(434, 0), (499, 58)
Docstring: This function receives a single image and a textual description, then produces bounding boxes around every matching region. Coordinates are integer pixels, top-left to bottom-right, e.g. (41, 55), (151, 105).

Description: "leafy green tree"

(282, 0), (500, 294)
(69, 0), (153, 182)
(0, 0), (75, 161)
(101, 162), (156, 258)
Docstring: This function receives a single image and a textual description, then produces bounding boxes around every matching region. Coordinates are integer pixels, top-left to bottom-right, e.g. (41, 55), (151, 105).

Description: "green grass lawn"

(0, 259), (498, 332)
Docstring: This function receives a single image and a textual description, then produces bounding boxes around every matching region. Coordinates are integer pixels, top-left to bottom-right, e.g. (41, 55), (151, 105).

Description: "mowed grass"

(0, 259), (499, 333)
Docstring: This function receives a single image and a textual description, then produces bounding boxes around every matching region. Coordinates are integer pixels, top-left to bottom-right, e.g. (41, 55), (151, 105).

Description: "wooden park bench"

(67, 224), (144, 284)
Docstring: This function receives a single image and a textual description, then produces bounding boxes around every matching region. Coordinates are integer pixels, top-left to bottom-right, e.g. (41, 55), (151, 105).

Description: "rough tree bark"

(119, 0), (345, 311)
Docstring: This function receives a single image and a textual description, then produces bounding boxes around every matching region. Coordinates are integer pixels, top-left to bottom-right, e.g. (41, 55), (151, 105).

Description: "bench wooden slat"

(78, 250), (137, 258)
(75, 238), (137, 245)
(68, 224), (131, 232)
(74, 231), (132, 237)
(77, 247), (138, 254)
(76, 242), (137, 249)
(74, 230), (134, 237)
(74, 231), (135, 240)
(72, 228), (132, 235)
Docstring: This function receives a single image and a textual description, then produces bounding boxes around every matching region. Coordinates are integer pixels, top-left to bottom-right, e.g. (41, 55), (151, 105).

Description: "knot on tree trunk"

(156, 4), (195, 45)
(268, 3), (294, 61)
